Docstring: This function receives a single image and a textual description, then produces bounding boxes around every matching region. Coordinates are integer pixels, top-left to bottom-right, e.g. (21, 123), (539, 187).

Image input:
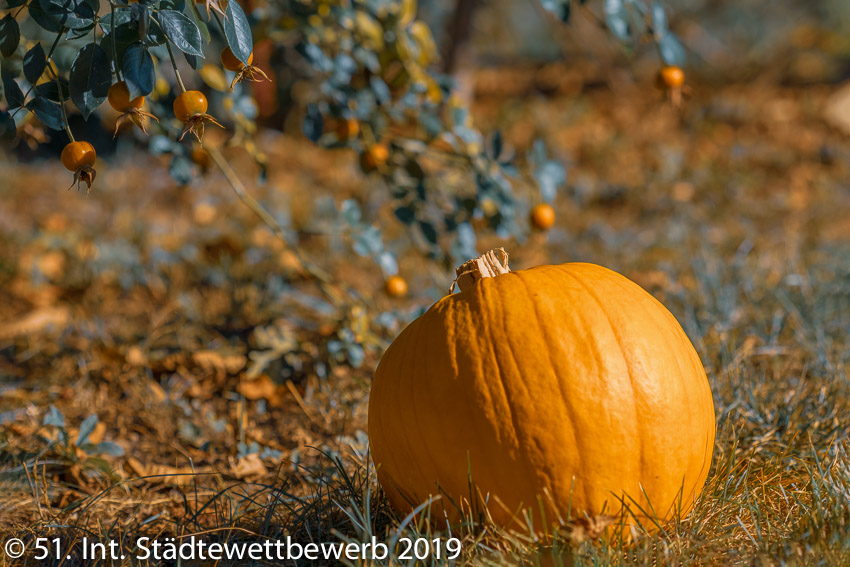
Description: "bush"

(0, 0), (685, 305)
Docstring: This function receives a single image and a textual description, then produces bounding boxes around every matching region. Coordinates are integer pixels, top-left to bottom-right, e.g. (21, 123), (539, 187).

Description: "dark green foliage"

(1, 64), (25, 108)
(22, 43), (47, 84)
(70, 43), (110, 118)
(156, 9), (204, 57)
(122, 43), (155, 98)
(0, 0), (677, 273)
(223, 0), (252, 64)
(0, 13), (20, 57)
(26, 94), (64, 129)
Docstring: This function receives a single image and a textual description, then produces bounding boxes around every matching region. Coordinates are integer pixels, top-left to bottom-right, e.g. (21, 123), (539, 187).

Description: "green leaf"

(223, 0), (252, 65)
(157, 9), (204, 58)
(0, 14), (20, 57)
(302, 104), (323, 142)
(121, 42), (154, 98)
(394, 206), (415, 225)
(535, 160), (566, 203)
(658, 32), (686, 67)
(38, 0), (97, 31)
(28, 95), (66, 130)
(27, 0), (64, 32)
(1, 66), (24, 108)
(95, 441), (125, 457)
(451, 222), (477, 262)
(66, 24), (96, 39)
(43, 405), (66, 428)
(23, 43), (47, 84)
(340, 198), (361, 225)
(34, 77), (69, 102)
(540, 0), (570, 22)
(103, 22), (139, 67)
(184, 51), (199, 70)
(189, 1), (210, 45)
(159, 0), (185, 10)
(603, 0), (630, 42)
(418, 221), (438, 246)
(651, 1), (667, 32)
(98, 8), (132, 33)
(370, 76), (390, 104)
(76, 414), (98, 446)
(70, 43), (110, 119)
(377, 251), (397, 276)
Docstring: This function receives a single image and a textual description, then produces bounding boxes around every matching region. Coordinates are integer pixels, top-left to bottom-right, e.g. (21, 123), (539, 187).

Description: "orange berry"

(173, 90), (209, 122)
(221, 47), (254, 72)
(530, 203), (556, 231)
(384, 275), (408, 297)
(108, 81), (145, 112)
(336, 117), (360, 140)
(61, 141), (96, 172)
(360, 143), (390, 172)
(656, 65), (685, 90)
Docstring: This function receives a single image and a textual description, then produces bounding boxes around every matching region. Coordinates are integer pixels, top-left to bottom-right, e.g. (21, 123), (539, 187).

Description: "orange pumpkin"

(368, 249), (715, 531)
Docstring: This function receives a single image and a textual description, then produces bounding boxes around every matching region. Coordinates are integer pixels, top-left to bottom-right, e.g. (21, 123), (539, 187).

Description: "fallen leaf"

(229, 453), (267, 479)
(237, 374), (284, 407)
(0, 306), (71, 339)
(193, 350), (247, 375)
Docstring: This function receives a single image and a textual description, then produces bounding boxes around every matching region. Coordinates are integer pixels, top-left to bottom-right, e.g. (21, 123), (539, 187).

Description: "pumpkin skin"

(368, 259), (715, 531)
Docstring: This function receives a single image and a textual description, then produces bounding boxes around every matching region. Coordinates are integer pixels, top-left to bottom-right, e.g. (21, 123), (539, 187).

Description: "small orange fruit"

(530, 203), (556, 231)
(385, 275), (408, 297)
(108, 81), (144, 112)
(360, 143), (390, 172)
(61, 141), (96, 171)
(221, 47), (254, 71)
(336, 117), (360, 140)
(61, 141), (97, 192)
(220, 46), (269, 90)
(173, 90), (223, 142)
(109, 81), (158, 136)
(656, 65), (685, 90)
(173, 90), (209, 122)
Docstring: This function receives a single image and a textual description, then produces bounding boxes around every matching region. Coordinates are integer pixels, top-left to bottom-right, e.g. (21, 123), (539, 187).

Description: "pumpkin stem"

(452, 248), (511, 292)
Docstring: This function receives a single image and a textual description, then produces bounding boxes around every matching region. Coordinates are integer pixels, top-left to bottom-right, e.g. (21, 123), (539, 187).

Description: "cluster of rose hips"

(60, 53), (686, 296)
(62, 46), (266, 193)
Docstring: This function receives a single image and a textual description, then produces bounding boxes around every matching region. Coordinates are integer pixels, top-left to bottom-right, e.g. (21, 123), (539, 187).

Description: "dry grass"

(1, 79), (850, 565)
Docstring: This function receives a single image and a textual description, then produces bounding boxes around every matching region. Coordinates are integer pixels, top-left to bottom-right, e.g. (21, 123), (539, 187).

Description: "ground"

(1, 74), (850, 565)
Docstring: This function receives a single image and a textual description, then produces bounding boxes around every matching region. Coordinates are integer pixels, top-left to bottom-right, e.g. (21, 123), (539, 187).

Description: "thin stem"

(109, 1), (121, 80)
(148, 15), (188, 91)
(164, 39), (187, 93)
(43, 58), (73, 140)
(45, 30), (64, 63)
(203, 143), (348, 305)
(51, 72), (74, 142)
